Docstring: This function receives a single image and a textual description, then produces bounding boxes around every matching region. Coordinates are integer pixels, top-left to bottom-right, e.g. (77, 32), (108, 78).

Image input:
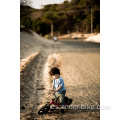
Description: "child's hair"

(49, 67), (60, 75)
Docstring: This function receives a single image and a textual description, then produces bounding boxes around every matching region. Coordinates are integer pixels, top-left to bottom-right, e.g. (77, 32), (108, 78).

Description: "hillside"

(20, 0), (100, 36)
(20, 28), (53, 67)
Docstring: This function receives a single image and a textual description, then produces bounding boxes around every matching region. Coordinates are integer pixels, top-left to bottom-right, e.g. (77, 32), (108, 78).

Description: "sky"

(30, 0), (70, 9)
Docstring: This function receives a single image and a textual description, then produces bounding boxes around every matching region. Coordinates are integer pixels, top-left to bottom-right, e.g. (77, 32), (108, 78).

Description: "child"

(49, 67), (66, 105)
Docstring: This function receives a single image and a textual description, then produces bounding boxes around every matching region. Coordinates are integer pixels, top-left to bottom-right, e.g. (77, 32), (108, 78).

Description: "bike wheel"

(38, 105), (50, 115)
(67, 99), (72, 105)
(61, 109), (64, 113)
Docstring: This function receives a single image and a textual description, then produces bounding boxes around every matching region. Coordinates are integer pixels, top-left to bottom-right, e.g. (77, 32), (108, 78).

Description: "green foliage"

(32, 18), (41, 34)
(31, 18), (50, 35)
(20, 0), (100, 35)
(20, 16), (32, 29)
(63, 1), (69, 4)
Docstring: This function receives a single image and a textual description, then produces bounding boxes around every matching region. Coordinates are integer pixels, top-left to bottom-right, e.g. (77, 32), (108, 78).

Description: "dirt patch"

(20, 52), (39, 73)
(39, 52), (100, 120)
(20, 50), (49, 119)
(85, 33), (100, 43)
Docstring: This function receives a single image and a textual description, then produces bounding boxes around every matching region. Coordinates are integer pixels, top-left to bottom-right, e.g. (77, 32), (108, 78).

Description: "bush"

(20, 16), (32, 29)
(44, 35), (51, 39)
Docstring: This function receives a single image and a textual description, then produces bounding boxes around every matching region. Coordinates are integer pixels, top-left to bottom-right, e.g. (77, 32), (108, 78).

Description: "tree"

(20, 0), (32, 6)
(20, 0), (100, 35)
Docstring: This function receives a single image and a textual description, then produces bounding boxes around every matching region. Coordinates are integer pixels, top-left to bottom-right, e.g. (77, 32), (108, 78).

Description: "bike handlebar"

(51, 90), (56, 98)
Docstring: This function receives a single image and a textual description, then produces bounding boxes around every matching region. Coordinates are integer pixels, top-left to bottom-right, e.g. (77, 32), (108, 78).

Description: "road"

(20, 39), (100, 120)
